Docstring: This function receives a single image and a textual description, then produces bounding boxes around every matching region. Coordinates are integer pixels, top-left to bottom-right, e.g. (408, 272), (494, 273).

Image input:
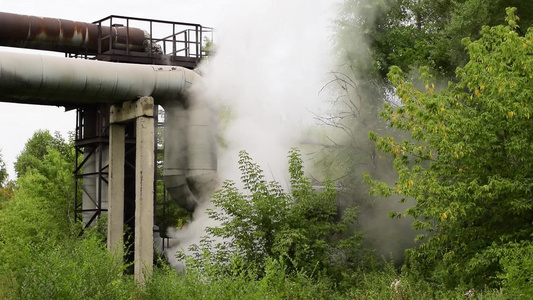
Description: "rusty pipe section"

(0, 51), (217, 212)
(0, 12), (146, 54)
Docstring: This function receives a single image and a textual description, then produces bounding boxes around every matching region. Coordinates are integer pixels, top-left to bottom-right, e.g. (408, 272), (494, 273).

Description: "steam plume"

(165, 0), (340, 269)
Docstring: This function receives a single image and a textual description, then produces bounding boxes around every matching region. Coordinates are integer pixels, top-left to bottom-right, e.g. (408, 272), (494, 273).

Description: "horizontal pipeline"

(0, 50), (217, 212)
(0, 51), (192, 105)
(0, 12), (146, 54)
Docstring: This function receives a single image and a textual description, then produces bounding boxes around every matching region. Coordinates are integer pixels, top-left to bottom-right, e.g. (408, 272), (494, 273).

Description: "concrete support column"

(109, 96), (155, 284)
(134, 113), (155, 283)
(107, 124), (125, 253)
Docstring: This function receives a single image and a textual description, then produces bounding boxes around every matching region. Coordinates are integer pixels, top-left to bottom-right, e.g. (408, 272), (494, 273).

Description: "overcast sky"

(0, 0), (338, 180)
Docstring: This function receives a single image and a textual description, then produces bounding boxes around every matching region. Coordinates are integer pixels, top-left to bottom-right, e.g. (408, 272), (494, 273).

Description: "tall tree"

(14, 130), (73, 178)
(337, 0), (533, 79)
(321, 0), (533, 262)
(365, 8), (533, 287)
(0, 151), (12, 205)
(0, 129), (80, 295)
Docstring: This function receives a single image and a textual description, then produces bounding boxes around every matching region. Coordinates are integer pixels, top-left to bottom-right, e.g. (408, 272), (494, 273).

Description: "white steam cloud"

(200, 0), (338, 183)
(165, 0), (341, 269)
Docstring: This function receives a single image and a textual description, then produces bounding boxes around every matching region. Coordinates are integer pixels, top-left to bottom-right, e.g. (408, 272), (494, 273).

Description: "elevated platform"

(90, 15), (212, 69)
(95, 49), (200, 69)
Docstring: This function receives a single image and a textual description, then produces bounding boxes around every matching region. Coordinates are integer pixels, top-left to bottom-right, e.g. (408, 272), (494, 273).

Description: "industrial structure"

(0, 12), (216, 282)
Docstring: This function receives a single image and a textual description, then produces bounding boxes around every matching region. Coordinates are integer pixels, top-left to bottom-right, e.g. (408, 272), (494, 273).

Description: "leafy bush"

(144, 256), (345, 300)
(0, 148), (76, 282)
(498, 241), (533, 298)
(0, 133), (137, 299)
(365, 8), (533, 288)
(181, 149), (370, 279)
(18, 232), (135, 300)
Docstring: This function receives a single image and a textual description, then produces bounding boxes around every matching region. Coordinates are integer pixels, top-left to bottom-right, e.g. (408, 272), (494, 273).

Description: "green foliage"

(0, 146), (76, 278)
(146, 253), (361, 300)
(338, 0), (533, 79)
(0, 151), (13, 206)
(498, 241), (533, 298)
(0, 151), (8, 184)
(18, 232), (135, 300)
(14, 130), (74, 178)
(366, 8), (533, 288)
(0, 130), (522, 299)
(154, 176), (189, 238)
(0, 131), (139, 299)
(181, 149), (369, 279)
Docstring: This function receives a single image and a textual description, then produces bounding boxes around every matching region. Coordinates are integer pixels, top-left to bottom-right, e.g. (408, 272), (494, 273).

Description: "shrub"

(181, 149), (370, 280)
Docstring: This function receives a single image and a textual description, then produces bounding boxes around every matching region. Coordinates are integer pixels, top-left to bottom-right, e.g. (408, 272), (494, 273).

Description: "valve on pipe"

(0, 12), (147, 54)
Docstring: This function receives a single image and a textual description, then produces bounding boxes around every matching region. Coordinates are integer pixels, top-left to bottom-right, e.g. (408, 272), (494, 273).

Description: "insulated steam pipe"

(0, 12), (146, 54)
(0, 51), (217, 212)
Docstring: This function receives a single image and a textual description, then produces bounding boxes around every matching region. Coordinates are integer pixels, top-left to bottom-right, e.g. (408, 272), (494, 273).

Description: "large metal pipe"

(0, 12), (146, 54)
(0, 51), (217, 212)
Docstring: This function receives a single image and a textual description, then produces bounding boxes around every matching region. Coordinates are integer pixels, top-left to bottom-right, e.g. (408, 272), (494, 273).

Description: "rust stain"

(0, 12), (146, 54)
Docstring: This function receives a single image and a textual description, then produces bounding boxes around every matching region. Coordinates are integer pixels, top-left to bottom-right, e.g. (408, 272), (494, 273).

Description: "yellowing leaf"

(441, 212), (448, 221)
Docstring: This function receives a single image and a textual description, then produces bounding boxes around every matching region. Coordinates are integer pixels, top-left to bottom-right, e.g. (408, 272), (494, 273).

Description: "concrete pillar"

(109, 96), (155, 284)
(134, 114), (154, 283)
(107, 123), (125, 253)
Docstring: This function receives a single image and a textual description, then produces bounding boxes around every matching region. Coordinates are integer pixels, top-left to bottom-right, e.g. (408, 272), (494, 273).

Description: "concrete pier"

(108, 96), (155, 283)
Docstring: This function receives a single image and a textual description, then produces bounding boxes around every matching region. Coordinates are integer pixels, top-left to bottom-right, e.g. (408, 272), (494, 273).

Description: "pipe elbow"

(163, 172), (197, 212)
(186, 169), (218, 203)
(161, 74), (217, 213)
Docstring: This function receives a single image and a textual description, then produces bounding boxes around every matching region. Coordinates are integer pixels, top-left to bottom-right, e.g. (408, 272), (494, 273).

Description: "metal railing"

(92, 15), (213, 64)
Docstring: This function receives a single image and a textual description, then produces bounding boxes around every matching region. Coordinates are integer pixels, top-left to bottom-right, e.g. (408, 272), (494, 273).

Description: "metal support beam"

(108, 96), (154, 284)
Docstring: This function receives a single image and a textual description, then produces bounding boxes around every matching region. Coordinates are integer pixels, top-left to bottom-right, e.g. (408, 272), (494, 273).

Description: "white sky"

(0, 0), (338, 180)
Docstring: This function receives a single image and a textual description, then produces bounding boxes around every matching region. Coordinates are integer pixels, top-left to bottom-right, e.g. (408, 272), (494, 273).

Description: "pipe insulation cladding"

(0, 12), (147, 54)
(0, 51), (217, 212)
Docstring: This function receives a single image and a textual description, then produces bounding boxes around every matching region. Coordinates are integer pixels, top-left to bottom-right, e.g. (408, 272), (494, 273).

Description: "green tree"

(182, 149), (369, 278)
(0, 131), (78, 296)
(0, 132), (137, 299)
(337, 0), (533, 79)
(0, 147), (76, 280)
(14, 130), (73, 178)
(0, 151), (13, 206)
(365, 8), (533, 288)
